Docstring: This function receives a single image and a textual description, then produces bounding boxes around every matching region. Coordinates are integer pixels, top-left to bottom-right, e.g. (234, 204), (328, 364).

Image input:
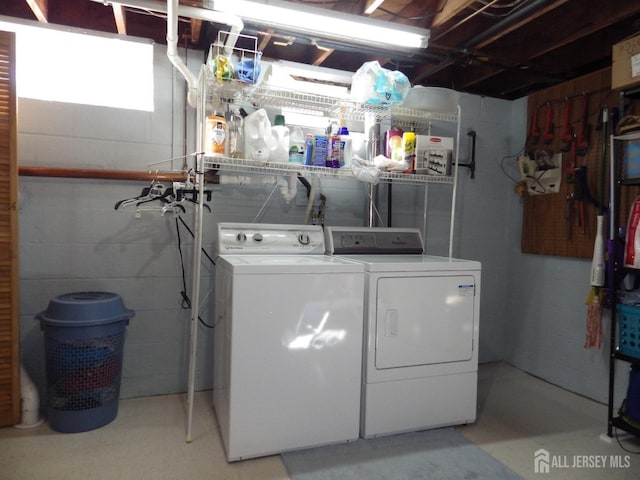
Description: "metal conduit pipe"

(18, 166), (220, 183)
(416, 0), (561, 82)
(459, 0), (561, 50)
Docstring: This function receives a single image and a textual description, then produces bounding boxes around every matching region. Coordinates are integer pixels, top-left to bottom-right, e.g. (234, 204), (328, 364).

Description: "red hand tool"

(529, 107), (540, 144)
(560, 98), (572, 152)
(543, 102), (554, 144)
(576, 94), (590, 156)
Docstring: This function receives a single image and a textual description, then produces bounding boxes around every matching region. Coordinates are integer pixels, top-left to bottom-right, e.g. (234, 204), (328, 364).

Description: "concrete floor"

(1, 362), (639, 479)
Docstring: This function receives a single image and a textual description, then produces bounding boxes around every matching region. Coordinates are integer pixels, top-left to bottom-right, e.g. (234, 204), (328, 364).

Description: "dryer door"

(375, 274), (475, 369)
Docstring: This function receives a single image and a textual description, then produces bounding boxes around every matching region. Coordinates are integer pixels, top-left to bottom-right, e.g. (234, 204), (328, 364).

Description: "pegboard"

(521, 68), (640, 258)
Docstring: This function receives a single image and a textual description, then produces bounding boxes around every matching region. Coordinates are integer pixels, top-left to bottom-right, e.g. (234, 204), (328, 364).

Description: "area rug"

(281, 427), (524, 480)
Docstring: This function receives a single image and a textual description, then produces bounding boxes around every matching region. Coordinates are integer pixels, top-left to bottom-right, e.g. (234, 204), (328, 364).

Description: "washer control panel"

(217, 223), (325, 255)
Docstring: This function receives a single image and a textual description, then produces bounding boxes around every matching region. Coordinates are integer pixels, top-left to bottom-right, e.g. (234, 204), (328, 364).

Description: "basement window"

(2, 20), (154, 111)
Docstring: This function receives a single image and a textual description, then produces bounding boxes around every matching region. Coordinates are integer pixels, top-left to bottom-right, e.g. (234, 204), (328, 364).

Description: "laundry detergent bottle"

(244, 109), (272, 161)
(338, 122), (352, 168)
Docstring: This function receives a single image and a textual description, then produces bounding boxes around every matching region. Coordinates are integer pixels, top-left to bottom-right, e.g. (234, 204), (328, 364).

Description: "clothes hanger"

(114, 180), (165, 210)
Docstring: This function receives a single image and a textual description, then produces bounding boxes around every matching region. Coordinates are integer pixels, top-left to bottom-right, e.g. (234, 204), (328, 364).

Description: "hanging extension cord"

(175, 215), (216, 329)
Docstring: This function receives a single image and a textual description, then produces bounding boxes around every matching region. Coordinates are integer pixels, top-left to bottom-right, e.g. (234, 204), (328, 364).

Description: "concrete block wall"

(17, 38), (518, 404)
(503, 98), (625, 406)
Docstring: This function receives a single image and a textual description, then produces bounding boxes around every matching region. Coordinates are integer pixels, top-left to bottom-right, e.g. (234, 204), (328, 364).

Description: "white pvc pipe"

(277, 173), (298, 203)
(166, 0), (198, 107)
(219, 174), (298, 203)
(167, 0), (243, 107)
(14, 365), (43, 429)
(218, 174), (278, 186)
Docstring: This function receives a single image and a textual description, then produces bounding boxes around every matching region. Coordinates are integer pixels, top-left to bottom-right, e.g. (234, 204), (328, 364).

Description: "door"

(375, 274), (475, 369)
(0, 30), (19, 427)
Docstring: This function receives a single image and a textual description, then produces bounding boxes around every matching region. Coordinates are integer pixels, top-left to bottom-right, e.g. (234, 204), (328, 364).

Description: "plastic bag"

(351, 61), (410, 106)
(235, 54), (262, 84)
(351, 155), (380, 184)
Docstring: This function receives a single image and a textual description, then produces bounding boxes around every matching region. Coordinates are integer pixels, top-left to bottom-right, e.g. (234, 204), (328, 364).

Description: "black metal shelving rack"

(606, 86), (640, 439)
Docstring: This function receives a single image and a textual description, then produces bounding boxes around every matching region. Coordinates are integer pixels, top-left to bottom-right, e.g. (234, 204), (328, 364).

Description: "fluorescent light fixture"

(365, 0), (385, 15)
(212, 0), (429, 51)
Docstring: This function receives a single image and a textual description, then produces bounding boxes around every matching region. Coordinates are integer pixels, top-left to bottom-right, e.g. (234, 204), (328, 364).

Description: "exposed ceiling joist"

(431, 0), (474, 28)
(26, 0), (48, 23)
(3, 0), (640, 100)
(364, 0), (385, 15)
(312, 46), (334, 66)
(112, 4), (127, 35)
(190, 19), (201, 44)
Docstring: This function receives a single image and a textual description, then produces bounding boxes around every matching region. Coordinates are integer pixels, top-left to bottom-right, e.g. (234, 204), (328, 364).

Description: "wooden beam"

(190, 19), (202, 44)
(112, 4), (127, 35)
(25, 0), (48, 23)
(312, 48), (334, 66)
(431, 0), (475, 28)
(258, 31), (273, 52)
(364, 0), (385, 15)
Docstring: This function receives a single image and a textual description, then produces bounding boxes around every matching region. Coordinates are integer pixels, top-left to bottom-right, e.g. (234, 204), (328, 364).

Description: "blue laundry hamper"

(37, 292), (134, 433)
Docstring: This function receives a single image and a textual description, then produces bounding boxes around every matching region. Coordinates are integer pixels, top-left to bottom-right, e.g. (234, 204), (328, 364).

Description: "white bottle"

(289, 126), (305, 164)
(244, 109), (272, 161)
(270, 114), (290, 163)
(338, 124), (353, 168)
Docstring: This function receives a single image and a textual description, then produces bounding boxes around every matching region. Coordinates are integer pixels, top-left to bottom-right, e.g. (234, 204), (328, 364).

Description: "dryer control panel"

(217, 222), (325, 255)
(325, 227), (424, 255)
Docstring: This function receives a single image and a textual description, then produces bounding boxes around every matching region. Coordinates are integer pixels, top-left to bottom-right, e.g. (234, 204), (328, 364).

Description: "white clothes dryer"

(213, 223), (365, 461)
(325, 226), (481, 439)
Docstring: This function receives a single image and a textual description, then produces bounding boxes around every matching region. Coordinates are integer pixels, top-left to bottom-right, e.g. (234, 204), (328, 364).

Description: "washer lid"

(338, 254), (481, 272)
(217, 254), (365, 274)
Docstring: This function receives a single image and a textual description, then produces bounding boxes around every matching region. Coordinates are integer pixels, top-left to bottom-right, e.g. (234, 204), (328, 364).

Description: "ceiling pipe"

(431, 0), (502, 43)
(415, 0), (561, 83)
(459, 0), (561, 50)
(167, 0), (198, 107)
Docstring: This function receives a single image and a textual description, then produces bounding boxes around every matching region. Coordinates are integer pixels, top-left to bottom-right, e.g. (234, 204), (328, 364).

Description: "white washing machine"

(213, 223), (365, 461)
(325, 226), (481, 439)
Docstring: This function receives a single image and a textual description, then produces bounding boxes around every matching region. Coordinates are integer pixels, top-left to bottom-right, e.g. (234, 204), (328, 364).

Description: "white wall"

(18, 40), (518, 403)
